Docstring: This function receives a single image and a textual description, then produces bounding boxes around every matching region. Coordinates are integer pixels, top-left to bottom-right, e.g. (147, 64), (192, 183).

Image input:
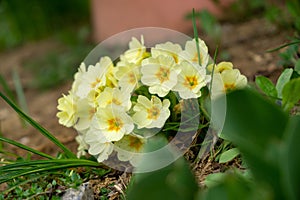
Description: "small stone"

(61, 182), (94, 200)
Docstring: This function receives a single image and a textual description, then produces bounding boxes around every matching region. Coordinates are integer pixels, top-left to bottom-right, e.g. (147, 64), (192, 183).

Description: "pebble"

(61, 182), (94, 200)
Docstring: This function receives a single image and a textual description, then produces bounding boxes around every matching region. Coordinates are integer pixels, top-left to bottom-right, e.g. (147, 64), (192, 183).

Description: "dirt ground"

(0, 17), (292, 180)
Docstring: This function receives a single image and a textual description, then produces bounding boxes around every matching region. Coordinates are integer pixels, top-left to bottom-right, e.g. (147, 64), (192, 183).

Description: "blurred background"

(0, 0), (298, 156)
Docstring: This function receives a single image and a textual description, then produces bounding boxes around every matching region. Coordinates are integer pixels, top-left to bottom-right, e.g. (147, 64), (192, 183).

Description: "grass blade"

(12, 68), (29, 122)
(267, 40), (300, 52)
(0, 136), (54, 159)
(0, 91), (76, 159)
(0, 159), (101, 184)
(0, 74), (16, 103)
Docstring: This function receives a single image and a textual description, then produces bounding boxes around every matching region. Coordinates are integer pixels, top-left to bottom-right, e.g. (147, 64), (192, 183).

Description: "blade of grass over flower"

(192, 8), (202, 66)
(0, 91), (76, 159)
(209, 47), (219, 92)
(0, 136), (54, 159)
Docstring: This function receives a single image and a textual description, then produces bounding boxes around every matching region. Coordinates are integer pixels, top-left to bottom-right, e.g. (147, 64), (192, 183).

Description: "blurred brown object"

(91, 0), (233, 42)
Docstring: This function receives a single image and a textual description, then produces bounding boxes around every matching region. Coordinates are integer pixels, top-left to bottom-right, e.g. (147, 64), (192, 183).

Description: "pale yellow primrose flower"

(119, 36), (148, 65)
(97, 87), (132, 111)
(71, 62), (86, 93)
(90, 105), (134, 142)
(207, 61), (233, 73)
(75, 135), (88, 158)
(132, 95), (170, 129)
(105, 60), (118, 88)
(151, 41), (182, 63)
(114, 61), (141, 93)
(57, 92), (78, 127)
(179, 38), (209, 67)
(141, 55), (180, 97)
(114, 134), (146, 166)
(84, 129), (114, 162)
(221, 69), (247, 91)
(76, 56), (113, 98)
(173, 61), (211, 99)
(211, 68), (247, 99)
(73, 99), (97, 131)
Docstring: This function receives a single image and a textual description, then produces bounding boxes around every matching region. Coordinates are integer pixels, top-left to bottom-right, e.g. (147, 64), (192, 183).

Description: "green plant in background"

(186, 9), (222, 45)
(276, 40), (300, 74)
(20, 25), (93, 90)
(0, 0), (90, 50)
(212, 0), (300, 34)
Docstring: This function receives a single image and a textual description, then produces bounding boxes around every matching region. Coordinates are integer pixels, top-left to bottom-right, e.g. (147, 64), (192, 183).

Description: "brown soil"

(0, 17), (293, 197)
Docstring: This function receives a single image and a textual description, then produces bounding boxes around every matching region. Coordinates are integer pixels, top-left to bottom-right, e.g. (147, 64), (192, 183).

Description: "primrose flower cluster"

(57, 36), (247, 165)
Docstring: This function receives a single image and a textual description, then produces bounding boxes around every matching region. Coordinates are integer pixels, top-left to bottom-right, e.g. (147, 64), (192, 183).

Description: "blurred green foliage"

(0, 0), (89, 50)
(220, 0), (300, 34)
(24, 26), (93, 90)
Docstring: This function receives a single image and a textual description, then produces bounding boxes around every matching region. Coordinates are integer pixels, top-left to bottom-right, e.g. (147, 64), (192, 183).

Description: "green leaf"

(214, 89), (288, 199)
(127, 137), (198, 200)
(202, 173), (268, 200)
(204, 172), (227, 188)
(127, 157), (198, 200)
(282, 116), (300, 200)
(282, 78), (300, 112)
(255, 76), (278, 98)
(295, 59), (300, 75)
(219, 148), (240, 163)
(276, 68), (293, 98)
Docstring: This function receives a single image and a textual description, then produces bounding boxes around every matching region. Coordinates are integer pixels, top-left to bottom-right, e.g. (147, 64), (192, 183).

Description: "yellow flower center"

(107, 117), (123, 132)
(192, 53), (203, 65)
(89, 107), (96, 120)
(172, 54), (179, 63)
(224, 83), (236, 91)
(128, 72), (136, 85)
(184, 76), (198, 89)
(128, 135), (143, 151)
(155, 67), (170, 83)
(107, 98), (122, 106)
(147, 106), (160, 120)
(91, 78), (102, 88)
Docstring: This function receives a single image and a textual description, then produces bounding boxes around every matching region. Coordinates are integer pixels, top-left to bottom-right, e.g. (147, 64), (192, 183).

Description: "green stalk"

(0, 91), (76, 159)
(192, 8), (202, 66)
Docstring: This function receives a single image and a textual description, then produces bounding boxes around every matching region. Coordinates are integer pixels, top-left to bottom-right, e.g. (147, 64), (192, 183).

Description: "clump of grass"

(0, 91), (110, 198)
